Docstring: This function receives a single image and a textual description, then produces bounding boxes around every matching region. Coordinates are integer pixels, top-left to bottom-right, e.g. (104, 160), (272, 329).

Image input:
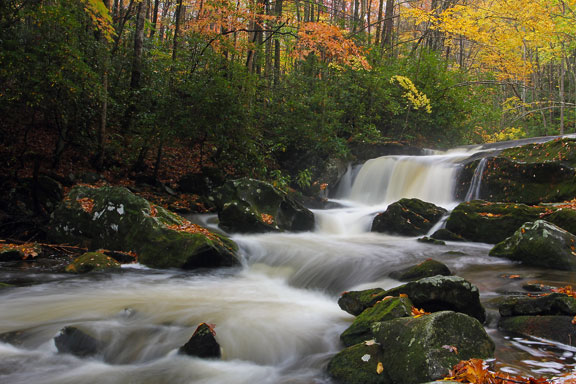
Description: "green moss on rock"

(65, 251), (121, 273)
(499, 315), (576, 345)
(338, 288), (387, 316)
(490, 220), (576, 270)
(327, 342), (391, 384)
(389, 259), (452, 282)
(340, 297), (413, 347)
(371, 198), (447, 236)
(49, 185), (239, 270)
(498, 293), (576, 317)
(372, 311), (495, 384)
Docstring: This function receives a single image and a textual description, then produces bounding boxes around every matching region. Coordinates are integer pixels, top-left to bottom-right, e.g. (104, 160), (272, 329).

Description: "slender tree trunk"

(149, 0), (160, 38)
(382, 0), (394, 49)
(560, 54), (565, 135)
(172, 0), (184, 61)
(274, 0), (283, 83)
(375, 0), (384, 46)
(95, 0), (112, 171)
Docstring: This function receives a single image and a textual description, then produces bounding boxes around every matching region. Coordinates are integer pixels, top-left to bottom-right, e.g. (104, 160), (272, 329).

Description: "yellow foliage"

(390, 75), (432, 113)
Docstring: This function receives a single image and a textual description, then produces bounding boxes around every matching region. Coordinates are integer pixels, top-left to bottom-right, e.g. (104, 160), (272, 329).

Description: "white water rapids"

(1, 142), (576, 383)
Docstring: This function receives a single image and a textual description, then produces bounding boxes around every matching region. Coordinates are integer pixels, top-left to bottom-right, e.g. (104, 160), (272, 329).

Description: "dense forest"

(1, 0), (576, 186)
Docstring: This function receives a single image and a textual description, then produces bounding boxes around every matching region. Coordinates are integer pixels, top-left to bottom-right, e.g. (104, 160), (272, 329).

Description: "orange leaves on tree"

(76, 197), (95, 214)
(294, 22), (371, 70)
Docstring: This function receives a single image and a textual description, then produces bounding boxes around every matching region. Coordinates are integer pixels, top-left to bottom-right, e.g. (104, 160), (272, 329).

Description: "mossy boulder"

(338, 288), (387, 316)
(456, 139), (576, 204)
(327, 342), (391, 384)
(384, 276), (486, 323)
(430, 229), (465, 242)
(213, 178), (314, 233)
(371, 198), (447, 236)
(389, 259), (452, 282)
(490, 220), (576, 270)
(498, 293), (576, 317)
(499, 316), (576, 345)
(0, 242), (42, 261)
(372, 311), (494, 384)
(65, 251), (122, 273)
(179, 323), (221, 359)
(49, 185), (238, 270)
(340, 297), (413, 347)
(543, 208), (576, 235)
(445, 200), (545, 243)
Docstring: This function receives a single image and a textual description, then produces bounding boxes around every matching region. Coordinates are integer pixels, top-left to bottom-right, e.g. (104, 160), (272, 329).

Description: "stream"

(1, 141), (576, 384)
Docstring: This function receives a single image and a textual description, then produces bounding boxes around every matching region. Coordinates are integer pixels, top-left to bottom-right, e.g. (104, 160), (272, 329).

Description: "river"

(1, 142), (575, 383)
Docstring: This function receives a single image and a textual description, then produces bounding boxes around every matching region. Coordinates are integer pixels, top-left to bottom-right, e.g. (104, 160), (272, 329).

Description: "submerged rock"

(327, 342), (390, 384)
(179, 323), (221, 359)
(371, 198), (447, 236)
(54, 326), (102, 357)
(372, 311), (494, 384)
(49, 185), (238, 270)
(384, 276), (486, 323)
(340, 297), (413, 347)
(213, 178), (314, 233)
(389, 259), (452, 282)
(490, 220), (576, 270)
(65, 251), (121, 273)
(499, 316), (576, 345)
(445, 200), (545, 243)
(430, 228), (466, 242)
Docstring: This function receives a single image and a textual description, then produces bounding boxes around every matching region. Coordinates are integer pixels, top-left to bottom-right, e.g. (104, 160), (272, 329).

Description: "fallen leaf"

(377, 362), (384, 375)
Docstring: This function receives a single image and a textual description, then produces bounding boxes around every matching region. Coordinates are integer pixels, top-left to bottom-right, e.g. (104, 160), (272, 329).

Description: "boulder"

(338, 288), (387, 316)
(213, 178), (314, 233)
(327, 342), (391, 384)
(371, 198), (447, 237)
(383, 276), (486, 323)
(499, 316), (576, 345)
(430, 228), (466, 242)
(0, 242), (41, 261)
(179, 323), (221, 359)
(340, 297), (413, 347)
(54, 326), (102, 357)
(389, 259), (452, 282)
(372, 311), (495, 384)
(445, 200), (545, 243)
(498, 293), (576, 317)
(417, 237), (446, 245)
(49, 185), (238, 270)
(65, 251), (122, 273)
(543, 208), (576, 236)
(456, 138), (576, 204)
(179, 167), (225, 195)
(489, 220), (576, 270)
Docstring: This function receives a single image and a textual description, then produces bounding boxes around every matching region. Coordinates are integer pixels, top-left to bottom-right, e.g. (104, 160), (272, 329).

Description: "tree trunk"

(274, 0), (283, 83)
(96, 0), (112, 171)
(374, 0), (384, 46)
(560, 53), (565, 135)
(382, 0), (394, 49)
(172, 0), (184, 61)
(149, 0), (160, 38)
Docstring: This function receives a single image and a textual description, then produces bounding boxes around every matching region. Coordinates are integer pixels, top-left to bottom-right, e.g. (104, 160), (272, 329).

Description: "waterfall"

(343, 153), (472, 207)
(464, 158), (488, 201)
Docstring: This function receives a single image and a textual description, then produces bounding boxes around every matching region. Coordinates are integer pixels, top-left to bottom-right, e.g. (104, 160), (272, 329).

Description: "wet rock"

(0, 330), (26, 345)
(179, 323), (221, 359)
(179, 167), (225, 195)
(389, 259), (452, 282)
(49, 185), (238, 270)
(338, 288), (387, 316)
(371, 198), (447, 237)
(499, 316), (576, 345)
(213, 178), (314, 233)
(0, 243), (42, 261)
(498, 293), (576, 317)
(456, 138), (576, 204)
(383, 276), (486, 323)
(445, 200), (544, 244)
(417, 237), (446, 245)
(54, 326), (102, 357)
(431, 228), (466, 242)
(522, 283), (556, 293)
(0, 282), (13, 288)
(340, 297), (413, 347)
(489, 220), (576, 270)
(372, 311), (495, 384)
(65, 251), (122, 273)
(542, 209), (576, 236)
(327, 342), (391, 384)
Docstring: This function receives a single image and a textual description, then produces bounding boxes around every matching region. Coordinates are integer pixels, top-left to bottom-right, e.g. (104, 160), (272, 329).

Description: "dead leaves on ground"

(447, 359), (553, 384)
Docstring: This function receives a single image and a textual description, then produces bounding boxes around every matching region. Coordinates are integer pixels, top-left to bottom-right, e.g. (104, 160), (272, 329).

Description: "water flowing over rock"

(371, 311), (495, 384)
(49, 185), (239, 269)
(54, 326), (102, 357)
(178, 323), (221, 359)
(457, 138), (576, 204)
(490, 220), (576, 270)
(340, 297), (413, 347)
(389, 259), (452, 282)
(213, 178), (314, 233)
(371, 198), (447, 236)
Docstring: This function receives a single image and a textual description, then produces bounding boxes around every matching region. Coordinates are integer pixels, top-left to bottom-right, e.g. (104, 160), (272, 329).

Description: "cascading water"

(2, 140), (575, 384)
(465, 158), (489, 201)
